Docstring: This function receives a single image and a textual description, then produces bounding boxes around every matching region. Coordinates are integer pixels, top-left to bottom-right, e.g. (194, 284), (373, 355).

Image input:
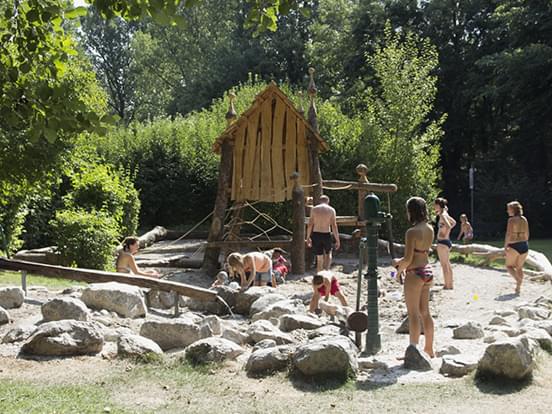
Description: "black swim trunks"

(311, 232), (332, 255)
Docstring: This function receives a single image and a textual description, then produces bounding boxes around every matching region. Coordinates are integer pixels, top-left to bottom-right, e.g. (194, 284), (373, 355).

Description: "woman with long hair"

(434, 198), (456, 289)
(504, 201), (530, 295)
(226, 251), (276, 289)
(116, 236), (160, 278)
(393, 197), (435, 358)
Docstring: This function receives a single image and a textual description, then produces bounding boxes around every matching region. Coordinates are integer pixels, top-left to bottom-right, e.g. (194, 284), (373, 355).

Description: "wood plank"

(285, 109), (297, 199)
(244, 112), (260, 200)
(296, 119), (310, 191)
(272, 98), (286, 202)
(232, 124), (246, 200)
(251, 125), (262, 200)
(0, 258), (217, 302)
(260, 97), (274, 202)
(206, 240), (292, 249)
(322, 180), (398, 193)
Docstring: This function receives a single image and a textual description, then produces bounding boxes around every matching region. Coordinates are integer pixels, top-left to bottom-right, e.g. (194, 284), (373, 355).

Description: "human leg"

(404, 273), (424, 346)
(309, 291), (321, 313)
(436, 245), (452, 289)
(514, 252), (528, 294)
(505, 248), (521, 292)
(419, 284), (434, 357)
(316, 255), (324, 272)
(334, 290), (348, 307)
(323, 250), (332, 270)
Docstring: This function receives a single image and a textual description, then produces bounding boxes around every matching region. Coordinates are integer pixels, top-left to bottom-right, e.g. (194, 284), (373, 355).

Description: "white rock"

(103, 326), (134, 342)
(81, 283), (146, 318)
(252, 339), (277, 352)
(436, 345), (461, 357)
(358, 357), (388, 370)
(308, 324), (341, 339)
(249, 294), (287, 316)
(483, 331), (509, 344)
(140, 317), (200, 351)
(517, 306), (550, 321)
(21, 320), (103, 356)
(453, 321), (484, 339)
(488, 316), (510, 326)
(535, 320), (552, 336)
(199, 315), (222, 338)
(185, 337), (244, 363)
(246, 345), (294, 375)
(292, 336), (358, 378)
(41, 297), (90, 322)
(117, 334), (163, 359)
(494, 310), (517, 317)
(251, 300), (306, 322)
(2, 324), (36, 343)
(221, 328), (249, 345)
(0, 306), (10, 325)
(477, 337), (536, 380)
(0, 287), (24, 309)
(280, 314), (324, 332)
(235, 287), (274, 315)
(247, 320), (295, 345)
(440, 355), (478, 377)
(522, 328), (552, 352)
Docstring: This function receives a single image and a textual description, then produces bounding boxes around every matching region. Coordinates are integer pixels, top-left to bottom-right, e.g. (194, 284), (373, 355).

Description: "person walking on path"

(306, 195), (340, 272)
(504, 201), (530, 295)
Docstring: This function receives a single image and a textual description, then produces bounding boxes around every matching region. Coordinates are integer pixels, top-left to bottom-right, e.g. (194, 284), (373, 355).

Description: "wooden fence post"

(291, 173), (306, 275)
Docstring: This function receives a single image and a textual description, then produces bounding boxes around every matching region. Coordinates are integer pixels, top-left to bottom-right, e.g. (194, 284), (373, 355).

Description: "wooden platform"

(305, 216), (366, 227)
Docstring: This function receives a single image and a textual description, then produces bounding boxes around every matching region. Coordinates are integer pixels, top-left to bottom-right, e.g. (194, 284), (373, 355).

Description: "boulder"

(289, 291), (312, 305)
(395, 316), (423, 334)
(185, 337), (244, 364)
(140, 317), (200, 351)
(453, 321), (484, 339)
(440, 355), (478, 377)
(517, 306), (550, 321)
(488, 316), (510, 326)
(483, 331), (509, 344)
(403, 344), (432, 371)
(2, 324), (36, 343)
(117, 334), (163, 359)
(494, 310), (517, 318)
(246, 345), (294, 376)
(251, 300), (306, 322)
(252, 339), (277, 352)
(81, 283), (146, 318)
(198, 315), (222, 339)
(41, 297), (90, 322)
(0, 306), (10, 325)
(435, 345), (461, 358)
(235, 287), (274, 315)
(146, 289), (177, 309)
(103, 326), (135, 342)
(21, 320), (103, 356)
(0, 287), (24, 309)
(186, 286), (237, 316)
(522, 328), (552, 352)
(477, 337), (536, 380)
(249, 294), (287, 316)
(221, 328), (249, 345)
(307, 324), (342, 339)
(280, 314), (324, 332)
(247, 320), (295, 345)
(358, 357), (388, 370)
(535, 320), (552, 336)
(292, 336), (358, 378)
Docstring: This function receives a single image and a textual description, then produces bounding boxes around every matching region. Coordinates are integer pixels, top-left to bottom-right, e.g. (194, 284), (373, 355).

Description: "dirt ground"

(1, 251), (552, 413)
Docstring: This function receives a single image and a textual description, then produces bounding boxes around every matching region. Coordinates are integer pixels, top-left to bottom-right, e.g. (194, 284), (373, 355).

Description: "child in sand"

(272, 248), (289, 285)
(308, 270), (348, 313)
(457, 213), (474, 243)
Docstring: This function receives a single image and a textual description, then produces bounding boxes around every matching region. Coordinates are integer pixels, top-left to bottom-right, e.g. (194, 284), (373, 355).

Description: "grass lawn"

(0, 270), (85, 289)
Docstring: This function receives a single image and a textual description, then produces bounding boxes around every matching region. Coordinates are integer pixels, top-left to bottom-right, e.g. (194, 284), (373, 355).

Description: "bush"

(50, 209), (119, 270)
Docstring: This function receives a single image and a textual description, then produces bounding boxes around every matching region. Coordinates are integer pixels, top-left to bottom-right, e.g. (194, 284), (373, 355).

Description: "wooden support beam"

(322, 180), (397, 193)
(291, 173), (306, 275)
(206, 240), (292, 249)
(0, 258), (217, 302)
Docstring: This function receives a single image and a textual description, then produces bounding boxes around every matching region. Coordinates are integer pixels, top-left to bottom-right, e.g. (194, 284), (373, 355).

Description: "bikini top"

(414, 248), (430, 254)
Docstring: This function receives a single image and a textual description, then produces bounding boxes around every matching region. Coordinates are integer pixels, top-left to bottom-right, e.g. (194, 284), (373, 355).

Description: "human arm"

(309, 288), (321, 313)
(331, 209), (340, 250)
(504, 218), (513, 248)
(457, 224), (464, 240)
(306, 215), (314, 247)
(323, 278), (331, 302)
(127, 256), (160, 277)
(392, 229), (416, 274)
(244, 255), (256, 288)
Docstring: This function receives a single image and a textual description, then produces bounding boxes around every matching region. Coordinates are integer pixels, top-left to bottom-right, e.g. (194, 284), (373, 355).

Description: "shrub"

(50, 209), (119, 270)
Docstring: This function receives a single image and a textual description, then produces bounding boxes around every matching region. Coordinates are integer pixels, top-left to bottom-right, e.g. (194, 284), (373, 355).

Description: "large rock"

(103, 326), (135, 342)
(235, 287), (275, 315)
(2, 324), (36, 343)
(41, 297), (90, 322)
(185, 337), (244, 364)
(522, 328), (552, 352)
(0, 306), (10, 325)
(292, 336), (358, 378)
(436, 345), (461, 358)
(81, 283), (146, 318)
(249, 294), (287, 316)
(477, 337), (536, 380)
(221, 327), (249, 345)
(199, 315), (222, 339)
(117, 334), (163, 359)
(440, 355), (478, 377)
(403, 344), (432, 371)
(517, 306), (550, 321)
(0, 287), (24, 309)
(247, 320), (294, 345)
(251, 299), (305, 322)
(280, 314), (324, 332)
(21, 320), (103, 356)
(246, 345), (294, 376)
(140, 317), (200, 351)
(535, 320), (552, 336)
(146, 289), (177, 309)
(453, 321), (484, 339)
(252, 339), (277, 352)
(308, 324), (342, 339)
(395, 316), (423, 334)
(186, 286), (238, 315)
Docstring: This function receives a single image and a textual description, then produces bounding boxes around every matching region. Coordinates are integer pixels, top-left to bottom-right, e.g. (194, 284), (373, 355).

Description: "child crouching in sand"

(309, 270), (348, 313)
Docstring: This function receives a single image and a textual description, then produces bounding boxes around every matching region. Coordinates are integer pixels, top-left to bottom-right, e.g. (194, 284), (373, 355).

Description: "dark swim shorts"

(311, 232), (332, 255)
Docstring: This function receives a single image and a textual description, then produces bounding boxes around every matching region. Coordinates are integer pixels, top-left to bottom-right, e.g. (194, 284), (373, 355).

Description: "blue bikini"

(508, 241), (529, 254)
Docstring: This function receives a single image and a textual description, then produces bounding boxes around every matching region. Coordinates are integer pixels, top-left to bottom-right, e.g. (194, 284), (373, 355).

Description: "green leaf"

(65, 7), (88, 20)
(43, 128), (57, 143)
(27, 9), (40, 22)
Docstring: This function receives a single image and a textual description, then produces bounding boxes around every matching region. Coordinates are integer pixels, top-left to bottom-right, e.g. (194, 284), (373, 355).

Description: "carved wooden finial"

(307, 67), (317, 98)
(356, 164), (369, 183)
(297, 91), (305, 116)
(225, 91), (237, 125)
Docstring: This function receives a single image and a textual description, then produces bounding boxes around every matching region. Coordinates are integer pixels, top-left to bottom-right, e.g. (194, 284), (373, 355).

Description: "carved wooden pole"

(291, 172), (306, 275)
(202, 92), (236, 274)
(307, 67), (323, 205)
(357, 164), (369, 264)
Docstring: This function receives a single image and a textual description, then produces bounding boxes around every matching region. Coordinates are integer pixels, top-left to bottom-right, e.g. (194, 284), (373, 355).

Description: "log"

(0, 258), (218, 302)
(138, 226), (168, 248)
(322, 180), (397, 193)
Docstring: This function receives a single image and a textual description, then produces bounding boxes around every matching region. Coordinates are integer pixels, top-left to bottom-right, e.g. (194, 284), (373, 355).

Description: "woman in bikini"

(504, 201), (530, 295)
(226, 251), (276, 289)
(393, 197), (435, 358)
(116, 236), (160, 277)
(434, 198), (456, 289)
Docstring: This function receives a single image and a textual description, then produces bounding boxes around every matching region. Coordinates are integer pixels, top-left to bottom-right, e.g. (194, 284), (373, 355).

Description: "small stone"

(245, 345), (294, 376)
(185, 337), (244, 364)
(358, 357), (388, 370)
(494, 310), (517, 318)
(403, 344), (432, 371)
(221, 328), (249, 345)
(488, 316), (509, 326)
(517, 306), (550, 321)
(440, 355), (478, 377)
(483, 331), (509, 344)
(253, 339), (277, 352)
(0, 287), (24, 309)
(41, 297), (91, 322)
(0, 306), (10, 325)
(452, 321), (484, 339)
(435, 345), (461, 357)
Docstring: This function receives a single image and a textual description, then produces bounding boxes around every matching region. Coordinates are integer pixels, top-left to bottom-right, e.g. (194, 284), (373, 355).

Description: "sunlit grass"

(0, 270), (85, 289)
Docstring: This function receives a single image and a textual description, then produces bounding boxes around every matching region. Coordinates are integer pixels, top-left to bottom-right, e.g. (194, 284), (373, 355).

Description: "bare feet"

(424, 349), (435, 358)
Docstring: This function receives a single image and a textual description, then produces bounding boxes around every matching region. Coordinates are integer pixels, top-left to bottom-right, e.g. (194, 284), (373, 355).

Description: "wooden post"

(202, 93), (237, 274)
(357, 164), (369, 265)
(307, 68), (323, 205)
(21, 270), (27, 294)
(291, 173), (306, 275)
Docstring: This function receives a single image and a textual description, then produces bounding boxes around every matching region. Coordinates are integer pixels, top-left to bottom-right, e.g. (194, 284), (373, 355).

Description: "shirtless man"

(306, 195), (340, 272)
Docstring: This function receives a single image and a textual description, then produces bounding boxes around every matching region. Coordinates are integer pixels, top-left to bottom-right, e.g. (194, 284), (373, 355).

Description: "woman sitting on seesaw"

(116, 236), (160, 278)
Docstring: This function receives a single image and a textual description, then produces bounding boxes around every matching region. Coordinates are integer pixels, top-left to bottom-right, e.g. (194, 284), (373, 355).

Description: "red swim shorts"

(318, 277), (340, 296)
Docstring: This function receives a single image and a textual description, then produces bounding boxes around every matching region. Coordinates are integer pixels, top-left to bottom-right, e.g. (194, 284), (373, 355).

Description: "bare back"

(406, 223), (434, 269)
(309, 204), (336, 233)
(507, 216), (529, 243)
(244, 252), (271, 273)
